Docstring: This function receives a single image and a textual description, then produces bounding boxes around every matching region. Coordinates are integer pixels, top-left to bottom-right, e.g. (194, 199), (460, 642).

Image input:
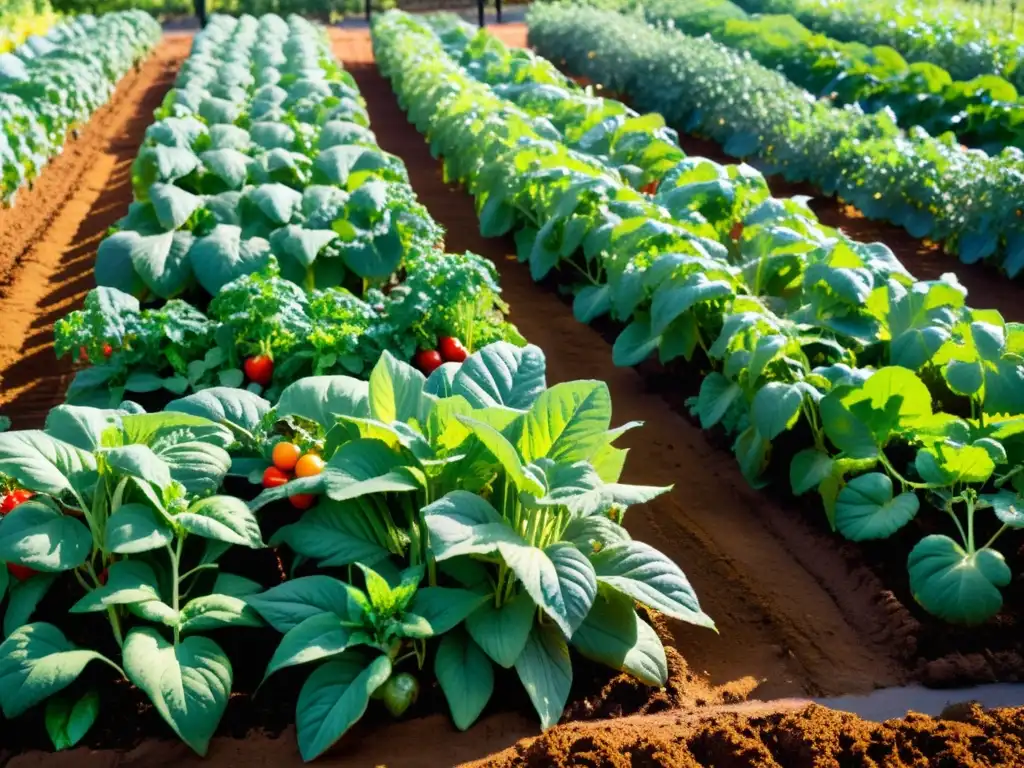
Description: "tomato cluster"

(415, 336), (468, 374)
(262, 442), (324, 509)
(0, 489), (36, 580)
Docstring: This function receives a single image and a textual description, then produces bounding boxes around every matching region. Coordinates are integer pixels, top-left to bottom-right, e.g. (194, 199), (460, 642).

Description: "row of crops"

(524, 4), (1024, 279)
(0, 13), (712, 759)
(374, 10), (1024, 628)
(0, 11), (160, 204)
(0, 1), (57, 53)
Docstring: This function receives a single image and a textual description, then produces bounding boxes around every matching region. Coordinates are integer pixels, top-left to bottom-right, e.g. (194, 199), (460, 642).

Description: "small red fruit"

(289, 493), (316, 510)
(244, 354), (274, 386)
(729, 221), (744, 241)
(78, 346), (89, 363)
(6, 563), (36, 581)
(1, 490), (34, 515)
(438, 337), (468, 363)
(102, 343), (114, 358)
(416, 349), (443, 374)
(262, 466), (290, 488)
(641, 180), (659, 195)
(98, 568), (109, 586)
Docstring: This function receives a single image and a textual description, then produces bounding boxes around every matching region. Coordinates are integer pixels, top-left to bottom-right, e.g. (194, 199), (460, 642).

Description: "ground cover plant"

(0, 0), (58, 54)
(0, 11), (160, 205)
(374, 9), (1024, 629)
(526, 4), (1024, 279)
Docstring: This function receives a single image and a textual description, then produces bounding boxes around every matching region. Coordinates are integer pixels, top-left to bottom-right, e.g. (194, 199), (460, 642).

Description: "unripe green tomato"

(379, 672), (419, 717)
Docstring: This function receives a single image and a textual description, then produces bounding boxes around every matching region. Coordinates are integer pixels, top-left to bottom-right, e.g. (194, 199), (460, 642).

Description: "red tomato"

(641, 180), (659, 195)
(438, 337), (468, 363)
(262, 466), (290, 488)
(272, 442), (302, 472)
(244, 355), (274, 386)
(98, 568), (109, 586)
(102, 343), (114, 358)
(6, 563), (36, 581)
(78, 346), (89, 363)
(1, 490), (34, 515)
(416, 349), (443, 374)
(289, 493), (316, 510)
(294, 454), (325, 478)
(729, 221), (744, 241)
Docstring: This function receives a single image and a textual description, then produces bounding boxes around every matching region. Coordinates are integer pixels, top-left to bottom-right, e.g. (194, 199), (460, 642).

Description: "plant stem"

(170, 537), (184, 646)
(967, 496), (976, 553)
(179, 563), (219, 582)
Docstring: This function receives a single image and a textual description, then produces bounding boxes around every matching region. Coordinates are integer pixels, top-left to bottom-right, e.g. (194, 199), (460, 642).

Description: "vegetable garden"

(0, 4), (1023, 767)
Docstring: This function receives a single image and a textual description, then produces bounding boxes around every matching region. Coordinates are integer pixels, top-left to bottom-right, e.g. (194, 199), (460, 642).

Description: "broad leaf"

(175, 496), (263, 548)
(0, 502), (92, 572)
(435, 628), (494, 731)
(908, 535), (1010, 625)
(453, 343), (547, 409)
(246, 576), (367, 633)
(834, 473), (920, 541)
(572, 586), (668, 686)
(514, 623), (571, 730)
(0, 432), (95, 496)
(45, 689), (100, 751)
(465, 592), (535, 668)
(265, 613), (354, 679)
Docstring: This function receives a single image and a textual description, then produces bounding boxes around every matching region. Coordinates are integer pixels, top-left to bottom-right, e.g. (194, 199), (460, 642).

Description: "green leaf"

(944, 359), (984, 397)
(123, 628), (231, 756)
(915, 443), (996, 486)
(175, 495), (263, 548)
(572, 586), (668, 687)
(423, 491), (523, 561)
(789, 448), (834, 496)
(503, 543), (597, 638)
(150, 183), (203, 230)
(0, 431), (95, 496)
(275, 375), (370, 428)
(296, 653), (392, 761)
(3, 574), (56, 637)
(405, 587), (490, 636)
(188, 225), (272, 295)
(269, 499), (390, 568)
(70, 560), (161, 613)
(518, 381), (612, 464)
(453, 343), (547, 409)
(982, 491), (1024, 528)
(465, 592), (535, 668)
(368, 350), (428, 425)
(246, 576), (367, 633)
(435, 628), (494, 731)
(514, 623), (571, 730)
(0, 623), (110, 717)
(322, 438), (421, 502)
(695, 373), (742, 429)
(611, 315), (661, 367)
(166, 387), (271, 436)
(908, 535), (1010, 625)
(45, 689), (100, 751)
(105, 502), (174, 554)
(179, 594), (264, 634)
(834, 473), (920, 541)
(44, 406), (122, 452)
(265, 614), (354, 679)
(103, 444), (173, 489)
(0, 502), (92, 572)
(457, 418), (545, 496)
(751, 382), (804, 440)
(590, 541), (715, 629)
(157, 441), (232, 496)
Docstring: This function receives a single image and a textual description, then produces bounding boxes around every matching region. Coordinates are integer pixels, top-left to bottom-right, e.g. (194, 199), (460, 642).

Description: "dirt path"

(487, 24), (1024, 323)
(333, 28), (904, 700)
(0, 35), (192, 430)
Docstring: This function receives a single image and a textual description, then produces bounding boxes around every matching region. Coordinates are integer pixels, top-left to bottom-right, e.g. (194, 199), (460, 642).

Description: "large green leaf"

(265, 613), (355, 679)
(44, 406), (122, 452)
(465, 592), (535, 668)
(166, 387), (271, 436)
(0, 431), (95, 496)
(178, 594), (264, 634)
(423, 490), (523, 561)
(3, 574), (56, 638)
(156, 441), (232, 496)
(751, 382), (804, 440)
(452, 343), (547, 409)
(435, 628), (494, 731)
(45, 689), (100, 751)
(175, 495), (263, 548)
(322, 438), (421, 502)
(590, 540), (714, 629)
(695, 372), (742, 430)
(514, 623), (571, 730)
(0, 502), (92, 572)
(296, 653), (392, 761)
(105, 502), (174, 554)
(245, 576), (367, 633)
(834, 473), (920, 541)
(70, 560), (162, 613)
(275, 375), (370, 428)
(102, 444), (173, 489)
(368, 350), (429, 425)
(572, 586), (667, 686)
(123, 628), (232, 756)
(95, 230), (194, 300)
(457, 417), (544, 496)
(518, 381), (612, 464)
(188, 225), (272, 295)
(908, 535), (1010, 625)
(270, 499), (390, 568)
(404, 587), (489, 636)
(0, 623), (112, 718)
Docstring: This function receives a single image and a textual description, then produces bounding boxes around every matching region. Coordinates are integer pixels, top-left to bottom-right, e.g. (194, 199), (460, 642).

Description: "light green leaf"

(70, 560), (161, 613)
(275, 375), (370, 428)
(514, 623), (571, 730)
(0, 502), (92, 572)
(0, 431), (95, 496)
(175, 495), (263, 548)
(105, 503), (174, 554)
(465, 592), (535, 668)
(179, 594), (264, 633)
(45, 689), (100, 751)
(908, 535), (1010, 625)
(245, 576), (367, 633)
(452, 343), (547, 409)
(435, 628), (494, 731)
(518, 381), (612, 464)
(265, 613), (354, 680)
(368, 350), (428, 425)
(834, 473), (920, 541)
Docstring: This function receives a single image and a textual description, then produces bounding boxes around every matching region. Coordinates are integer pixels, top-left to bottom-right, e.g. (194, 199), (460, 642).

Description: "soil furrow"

(332, 27), (903, 700)
(0, 34), (193, 429)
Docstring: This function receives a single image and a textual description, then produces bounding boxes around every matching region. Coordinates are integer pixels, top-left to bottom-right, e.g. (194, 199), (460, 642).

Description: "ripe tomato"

(641, 180), (659, 195)
(379, 673), (419, 717)
(295, 453), (325, 478)
(289, 493), (316, 510)
(244, 354), (274, 386)
(0, 489), (34, 515)
(272, 441), (302, 472)
(102, 343), (114, 358)
(416, 349), (443, 374)
(438, 337), (468, 363)
(6, 563), (36, 581)
(262, 466), (290, 488)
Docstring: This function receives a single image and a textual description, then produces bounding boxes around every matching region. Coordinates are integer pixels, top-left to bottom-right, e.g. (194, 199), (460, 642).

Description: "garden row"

(0, 11), (160, 205)
(0, 13), (712, 762)
(527, 4), (1024, 279)
(60, 12), (519, 407)
(376, 10), (1024, 627)
(736, 0), (1024, 88)
(630, 0), (1024, 155)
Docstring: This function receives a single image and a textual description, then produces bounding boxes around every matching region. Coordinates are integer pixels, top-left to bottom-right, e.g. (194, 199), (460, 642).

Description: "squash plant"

(233, 341), (713, 759)
(0, 406), (265, 754)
